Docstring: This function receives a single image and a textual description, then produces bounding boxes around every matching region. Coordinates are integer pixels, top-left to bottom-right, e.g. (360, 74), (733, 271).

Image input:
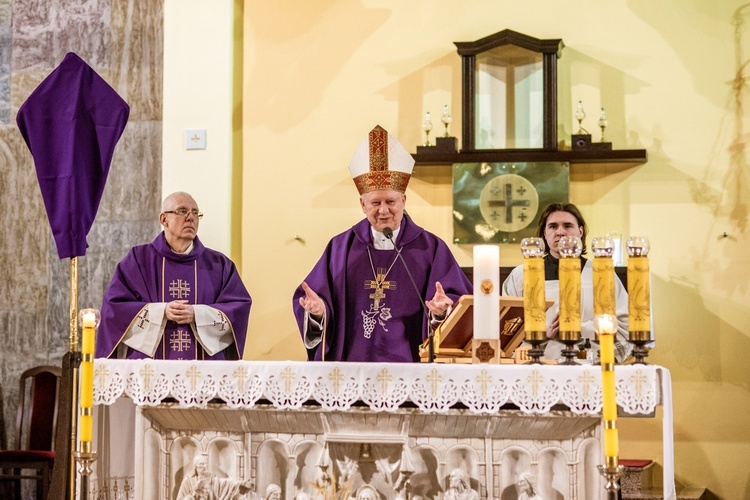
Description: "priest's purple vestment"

(97, 234), (251, 360)
(293, 214), (472, 362)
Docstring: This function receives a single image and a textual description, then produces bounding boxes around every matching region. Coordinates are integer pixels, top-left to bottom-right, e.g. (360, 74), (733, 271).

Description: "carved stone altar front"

(92, 360), (673, 500)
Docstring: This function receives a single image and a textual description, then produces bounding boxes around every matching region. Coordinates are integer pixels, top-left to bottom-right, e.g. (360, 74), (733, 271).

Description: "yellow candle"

(79, 309), (97, 445)
(627, 255), (651, 332)
(599, 329), (619, 459)
(82, 311), (96, 329)
(79, 414), (93, 443)
(82, 324), (95, 354)
(604, 427), (619, 458)
(523, 256), (546, 333)
(559, 257), (581, 332)
(593, 256), (616, 316)
(80, 361), (94, 408)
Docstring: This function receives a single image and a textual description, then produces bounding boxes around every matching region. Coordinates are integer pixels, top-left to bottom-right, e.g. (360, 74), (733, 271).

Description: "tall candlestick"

(473, 245), (499, 340)
(592, 236), (616, 317)
(558, 236), (582, 333)
(626, 236), (651, 332)
(520, 238), (546, 334)
(626, 236), (652, 364)
(78, 308), (99, 446)
(558, 236), (582, 364)
(596, 314), (619, 461)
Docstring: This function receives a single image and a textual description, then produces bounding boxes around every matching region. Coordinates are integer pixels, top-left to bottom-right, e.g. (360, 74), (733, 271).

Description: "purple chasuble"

(293, 214), (472, 362)
(97, 234), (252, 360)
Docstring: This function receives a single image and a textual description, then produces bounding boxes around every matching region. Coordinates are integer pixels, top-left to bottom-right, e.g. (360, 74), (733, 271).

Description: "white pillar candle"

(473, 245), (500, 340)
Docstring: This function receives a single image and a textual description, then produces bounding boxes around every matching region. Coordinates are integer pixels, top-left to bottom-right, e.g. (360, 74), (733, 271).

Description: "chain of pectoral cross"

(365, 247), (399, 310)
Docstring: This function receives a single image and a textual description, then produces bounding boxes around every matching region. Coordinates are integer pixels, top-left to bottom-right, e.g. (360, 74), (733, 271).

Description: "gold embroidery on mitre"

(369, 125), (389, 171)
(353, 171), (411, 195)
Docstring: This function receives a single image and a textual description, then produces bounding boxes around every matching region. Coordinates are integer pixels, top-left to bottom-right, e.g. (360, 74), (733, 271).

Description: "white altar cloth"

(93, 360), (676, 499)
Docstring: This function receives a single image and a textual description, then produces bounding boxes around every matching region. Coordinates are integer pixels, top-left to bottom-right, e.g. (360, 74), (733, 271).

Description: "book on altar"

(429, 295), (554, 360)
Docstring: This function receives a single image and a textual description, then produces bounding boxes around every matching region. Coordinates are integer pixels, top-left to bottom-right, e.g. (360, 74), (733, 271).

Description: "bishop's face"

(360, 189), (406, 233)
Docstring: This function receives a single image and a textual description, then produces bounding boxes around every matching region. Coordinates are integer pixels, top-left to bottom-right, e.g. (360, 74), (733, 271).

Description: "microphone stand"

(384, 229), (435, 363)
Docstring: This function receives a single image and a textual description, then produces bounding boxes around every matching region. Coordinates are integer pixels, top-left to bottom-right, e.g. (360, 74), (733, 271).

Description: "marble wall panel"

(0, 0), (163, 447)
(12, 0), (112, 71)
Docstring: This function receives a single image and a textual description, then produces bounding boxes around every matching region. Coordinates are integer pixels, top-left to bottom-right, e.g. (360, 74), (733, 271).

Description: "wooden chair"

(0, 365), (62, 499)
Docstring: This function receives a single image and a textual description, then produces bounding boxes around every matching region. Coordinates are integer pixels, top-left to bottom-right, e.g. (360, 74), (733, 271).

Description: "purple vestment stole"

(160, 258), (199, 360)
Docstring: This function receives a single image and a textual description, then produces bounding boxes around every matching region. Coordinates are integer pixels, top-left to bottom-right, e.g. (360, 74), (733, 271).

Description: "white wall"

(163, 0), (235, 255)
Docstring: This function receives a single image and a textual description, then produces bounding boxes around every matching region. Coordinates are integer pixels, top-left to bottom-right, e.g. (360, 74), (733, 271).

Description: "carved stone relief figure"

(176, 455), (254, 500)
(443, 468), (479, 500)
(354, 484), (380, 499)
(517, 471), (543, 500)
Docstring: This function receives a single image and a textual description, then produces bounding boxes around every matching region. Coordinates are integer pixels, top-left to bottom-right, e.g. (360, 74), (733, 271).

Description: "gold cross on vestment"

(365, 268), (396, 309)
(170, 328), (192, 352)
(169, 279), (191, 299)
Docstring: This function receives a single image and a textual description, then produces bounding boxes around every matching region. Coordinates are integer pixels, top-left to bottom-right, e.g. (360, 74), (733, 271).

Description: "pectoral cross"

(365, 268), (396, 310)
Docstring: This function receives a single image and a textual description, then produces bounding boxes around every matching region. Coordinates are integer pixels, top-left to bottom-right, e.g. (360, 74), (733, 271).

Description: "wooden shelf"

(412, 148), (647, 166)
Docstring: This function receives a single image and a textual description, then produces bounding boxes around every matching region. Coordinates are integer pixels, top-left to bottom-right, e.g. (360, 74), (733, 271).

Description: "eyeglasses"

(164, 208), (203, 219)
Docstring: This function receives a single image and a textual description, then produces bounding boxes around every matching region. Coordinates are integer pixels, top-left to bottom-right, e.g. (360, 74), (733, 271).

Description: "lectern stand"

(422, 295), (553, 363)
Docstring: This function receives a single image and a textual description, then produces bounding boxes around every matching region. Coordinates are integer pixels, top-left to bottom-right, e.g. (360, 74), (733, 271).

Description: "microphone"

(383, 227), (436, 362)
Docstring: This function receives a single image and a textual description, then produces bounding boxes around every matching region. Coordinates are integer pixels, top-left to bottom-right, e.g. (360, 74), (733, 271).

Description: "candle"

(473, 245), (499, 340)
(597, 313), (619, 460)
(78, 309), (98, 445)
(591, 236), (616, 317)
(626, 236), (651, 333)
(558, 236), (582, 333)
(520, 238), (546, 335)
(79, 414), (93, 443)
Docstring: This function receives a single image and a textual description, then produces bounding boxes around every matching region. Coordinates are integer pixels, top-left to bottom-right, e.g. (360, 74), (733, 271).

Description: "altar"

(92, 360), (675, 500)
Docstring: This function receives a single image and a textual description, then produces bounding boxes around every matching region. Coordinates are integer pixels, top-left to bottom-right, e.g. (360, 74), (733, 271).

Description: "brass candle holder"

(626, 236), (651, 364)
(558, 235), (583, 364)
(521, 237), (547, 364)
(74, 441), (98, 500)
(597, 460), (624, 500)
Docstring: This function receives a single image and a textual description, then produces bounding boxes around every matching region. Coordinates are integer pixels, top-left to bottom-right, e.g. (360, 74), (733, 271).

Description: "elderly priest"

(97, 191), (252, 360)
